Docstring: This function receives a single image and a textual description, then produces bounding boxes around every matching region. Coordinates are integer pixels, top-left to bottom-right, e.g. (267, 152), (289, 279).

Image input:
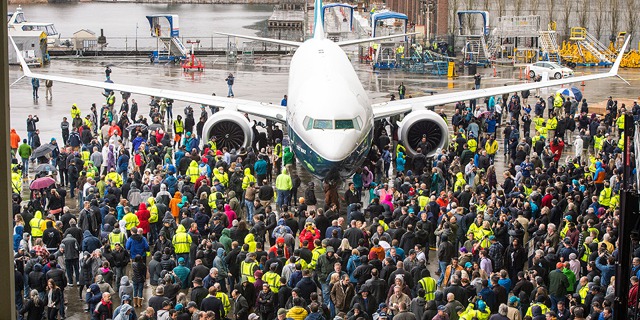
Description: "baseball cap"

(464, 262), (473, 268)
(248, 314), (260, 320)
(278, 309), (287, 316)
(438, 305), (447, 311)
(187, 301), (198, 309)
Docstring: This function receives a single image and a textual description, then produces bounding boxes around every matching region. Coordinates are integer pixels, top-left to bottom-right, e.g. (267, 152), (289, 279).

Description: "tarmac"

(8, 56), (640, 319)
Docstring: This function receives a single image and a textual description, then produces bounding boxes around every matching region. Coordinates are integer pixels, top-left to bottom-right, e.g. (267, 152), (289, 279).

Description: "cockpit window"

(303, 116), (313, 130)
(313, 119), (333, 130)
(335, 119), (354, 129)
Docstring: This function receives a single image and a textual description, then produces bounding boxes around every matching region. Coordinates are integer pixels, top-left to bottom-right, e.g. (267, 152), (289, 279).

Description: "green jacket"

(18, 143), (31, 159)
(283, 147), (294, 165)
(548, 269), (569, 296)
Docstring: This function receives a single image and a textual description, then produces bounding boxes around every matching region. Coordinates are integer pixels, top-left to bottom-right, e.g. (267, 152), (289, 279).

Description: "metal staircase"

(569, 27), (615, 64)
(539, 30), (561, 63)
(463, 35), (491, 65)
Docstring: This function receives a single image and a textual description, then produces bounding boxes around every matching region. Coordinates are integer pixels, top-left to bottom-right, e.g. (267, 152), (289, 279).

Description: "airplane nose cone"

(307, 131), (361, 162)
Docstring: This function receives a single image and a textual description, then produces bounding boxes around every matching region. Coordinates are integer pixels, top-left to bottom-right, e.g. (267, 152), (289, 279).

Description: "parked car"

(527, 61), (574, 79)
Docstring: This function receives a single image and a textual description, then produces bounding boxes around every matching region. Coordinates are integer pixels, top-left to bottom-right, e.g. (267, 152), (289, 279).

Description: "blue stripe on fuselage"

(288, 127), (373, 182)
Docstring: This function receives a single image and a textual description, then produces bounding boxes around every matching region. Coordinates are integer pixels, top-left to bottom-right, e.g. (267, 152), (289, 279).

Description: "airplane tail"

(313, 0), (324, 40)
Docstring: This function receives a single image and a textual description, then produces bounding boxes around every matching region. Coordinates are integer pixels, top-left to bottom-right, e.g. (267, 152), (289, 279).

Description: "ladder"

(463, 35), (490, 65)
(539, 31), (561, 63)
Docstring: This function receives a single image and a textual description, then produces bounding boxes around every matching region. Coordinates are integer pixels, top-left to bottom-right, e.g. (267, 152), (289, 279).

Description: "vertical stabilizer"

(313, 0), (324, 39)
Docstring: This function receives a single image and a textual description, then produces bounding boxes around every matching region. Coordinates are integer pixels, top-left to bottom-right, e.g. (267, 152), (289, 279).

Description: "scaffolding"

(457, 10), (491, 66)
(567, 27), (616, 65)
(491, 15), (542, 65)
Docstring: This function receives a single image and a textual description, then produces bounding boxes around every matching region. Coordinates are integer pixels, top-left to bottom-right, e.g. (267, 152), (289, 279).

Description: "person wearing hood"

(223, 204), (238, 228)
(173, 257), (191, 289)
(29, 211), (44, 239)
(213, 248), (229, 290)
(169, 191), (184, 222)
(119, 276), (134, 301)
(136, 203), (151, 236)
(347, 302), (370, 320)
(148, 251), (164, 288)
(351, 286), (378, 316)
(220, 229), (232, 252)
(125, 227), (149, 259)
(396, 151), (406, 174)
(113, 297), (136, 320)
(454, 172), (466, 192)
(82, 230), (102, 253)
(173, 224), (192, 266)
(244, 232), (257, 252)
(275, 168), (293, 209)
(186, 160), (200, 182)
(86, 283), (103, 314)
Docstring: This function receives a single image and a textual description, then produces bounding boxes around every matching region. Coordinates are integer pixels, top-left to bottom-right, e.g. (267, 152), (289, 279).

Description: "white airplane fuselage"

(286, 38), (374, 182)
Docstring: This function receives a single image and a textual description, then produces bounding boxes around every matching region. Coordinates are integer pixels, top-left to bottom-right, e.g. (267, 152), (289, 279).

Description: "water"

(13, 3), (274, 48)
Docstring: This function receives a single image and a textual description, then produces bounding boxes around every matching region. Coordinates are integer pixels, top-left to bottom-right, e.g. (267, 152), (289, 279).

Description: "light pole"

(135, 22), (138, 52)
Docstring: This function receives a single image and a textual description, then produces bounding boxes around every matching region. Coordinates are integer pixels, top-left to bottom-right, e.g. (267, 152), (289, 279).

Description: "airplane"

(11, 0), (630, 184)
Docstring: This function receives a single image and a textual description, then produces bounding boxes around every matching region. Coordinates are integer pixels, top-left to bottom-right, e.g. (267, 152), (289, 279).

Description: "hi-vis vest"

(172, 232), (192, 254)
(108, 232), (125, 250)
(263, 271), (281, 293)
(419, 277), (436, 300)
(174, 120), (184, 134)
(580, 243), (591, 262)
(241, 260), (258, 283)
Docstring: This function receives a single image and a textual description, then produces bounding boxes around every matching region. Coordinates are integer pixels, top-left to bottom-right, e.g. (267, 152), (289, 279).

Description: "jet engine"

(397, 110), (449, 157)
(202, 110), (254, 151)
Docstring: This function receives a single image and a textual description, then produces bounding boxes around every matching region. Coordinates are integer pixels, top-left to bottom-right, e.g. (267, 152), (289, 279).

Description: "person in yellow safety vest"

(618, 132), (625, 150)
(580, 238), (592, 263)
(417, 193), (429, 211)
(617, 113), (626, 133)
(467, 138), (477, 153)
(83, 116), (93, 130)
(244, 232), (257, 252)
(106, 168), (123, 187)
(598, 182), (612, 207)
(107, 92), (116, 107)
(593, 133), (604, 154)
(208, 191), (223, 210)
(208, 137), (217, 153)
(186, 160), (200, 182)
(454, 172), (466, 192)
(108, 227), (126, 250)
(263, 263), (281, 293)
(525, 297), (549, 317)
(242, 167), (256, 190)
(609, 193), (620, 210)
(123, 209), (140, 232)
(578, 277), (589, 304)
(396, 142), (406, 159)
(11, 169), (22, 194)
(533, 116), (545, 132)
(213, 167), (229, 187)
(173, 115), (184, 147)
(274, 141), (283, 160)
(309, 241), (326, 270)
(71, 104), (81, 119)
(467, 216), (484, 241)
(30, 210), (44, 238)
(546, 115), (557, 135)
(213, 283), (231, 315)
(148, 197), (159, 225)
(81, 147), (91, 162)
(553, 93), (563, 109)
(418, 273), (437, 300)
(241, 252), (259, 283)
(459, 300), (490, 320)
(173, 224), (192, 255)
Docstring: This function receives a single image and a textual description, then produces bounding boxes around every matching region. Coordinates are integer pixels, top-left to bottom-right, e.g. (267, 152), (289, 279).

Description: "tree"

(578, 0), (590, 29)
(546, 0), (557, 30)
(594, 0), (607, 41)
(514, 0), (525, 16)
(529, 0), (540, 16)
(561, 0), (574, 41)
(610, 0), (620, 44)
(626, 0), (639, 45)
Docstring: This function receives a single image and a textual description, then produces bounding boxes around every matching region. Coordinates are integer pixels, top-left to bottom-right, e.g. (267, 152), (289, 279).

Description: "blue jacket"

(173, 264), (190, 289)
(82, 230), (101, 253)
(164, 174), (178, 195)
(254, 159), (267, 176)
(132, 136), (145, 152)
(595, 257), (615, 286)
(396, 152), (406, 172)
(126, 234), (149, 258)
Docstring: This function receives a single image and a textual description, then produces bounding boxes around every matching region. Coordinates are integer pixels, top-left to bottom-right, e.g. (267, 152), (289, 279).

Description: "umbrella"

(126, 123), (148, 131)
(148, 123), (164, 132)
(34, 163), (57, 174)
(31, 143), (56, 158)
(30, 176), (56, 190)
(556, 87), (583, 103)
(475, 110), (493, 119)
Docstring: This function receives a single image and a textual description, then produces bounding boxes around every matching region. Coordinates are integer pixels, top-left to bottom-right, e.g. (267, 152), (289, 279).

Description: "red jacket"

(550, 140), (565, 162)
(299, 228), (320, 249)
(136, 203), (151, 234)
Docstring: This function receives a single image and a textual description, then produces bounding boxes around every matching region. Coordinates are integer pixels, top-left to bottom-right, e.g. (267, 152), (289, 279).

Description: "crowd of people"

(8, 75), (639, 320)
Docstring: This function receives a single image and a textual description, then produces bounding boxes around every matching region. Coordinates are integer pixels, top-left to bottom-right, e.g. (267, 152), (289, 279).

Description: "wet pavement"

(9, 56), (640, 319)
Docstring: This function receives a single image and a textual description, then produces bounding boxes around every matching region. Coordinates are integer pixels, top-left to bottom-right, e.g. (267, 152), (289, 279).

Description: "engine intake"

(397, 110), (449, 157)
(202, 110), (253, 151)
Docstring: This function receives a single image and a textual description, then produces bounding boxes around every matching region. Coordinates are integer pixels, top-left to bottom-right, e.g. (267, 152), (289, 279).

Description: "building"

(72, 29), (98, 50)
(266, 0), (306, 43)
(7, 29), (47, 66)
(386, 0), (448, 40)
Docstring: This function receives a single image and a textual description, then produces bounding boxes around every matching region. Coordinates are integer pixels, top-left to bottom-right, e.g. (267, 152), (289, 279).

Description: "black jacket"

(200, 296), (224, 320)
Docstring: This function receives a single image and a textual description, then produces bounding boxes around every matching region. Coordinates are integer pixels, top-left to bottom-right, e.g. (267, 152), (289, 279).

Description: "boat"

(7, 6), (60, 46)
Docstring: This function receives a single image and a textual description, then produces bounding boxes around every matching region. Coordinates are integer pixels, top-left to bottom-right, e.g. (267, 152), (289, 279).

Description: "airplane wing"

(10, 38), (287, 123)
(373, 36), (631, 120)
(214, 32), (302, 47)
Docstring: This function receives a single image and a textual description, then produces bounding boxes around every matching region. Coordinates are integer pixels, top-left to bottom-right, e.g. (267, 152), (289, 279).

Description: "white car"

(527, 61), (574, 79)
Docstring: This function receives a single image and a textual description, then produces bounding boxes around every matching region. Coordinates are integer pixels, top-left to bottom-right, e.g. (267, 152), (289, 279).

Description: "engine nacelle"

(202, 110), (254, 151)
(397, 109), (449, 157)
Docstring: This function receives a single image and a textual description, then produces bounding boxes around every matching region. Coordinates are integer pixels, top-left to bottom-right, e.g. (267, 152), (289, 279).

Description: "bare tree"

(610, 0), (620, 43)
(561, 0), (573, 41)
(514, 0), (524, 16)
(594, 0), (607, 41)
(626, 0), (640, 45)
(496, 0), (507, 17)
(578, 0), (590, 29)
(546, 0), (556, 29)
(449, 0), (459, 35)
(529, 0), (540, 16)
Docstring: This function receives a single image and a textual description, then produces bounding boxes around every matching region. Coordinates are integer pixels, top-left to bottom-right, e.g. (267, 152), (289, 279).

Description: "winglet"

(10, 36), (34, 77)
(609, 35), (630, 75)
